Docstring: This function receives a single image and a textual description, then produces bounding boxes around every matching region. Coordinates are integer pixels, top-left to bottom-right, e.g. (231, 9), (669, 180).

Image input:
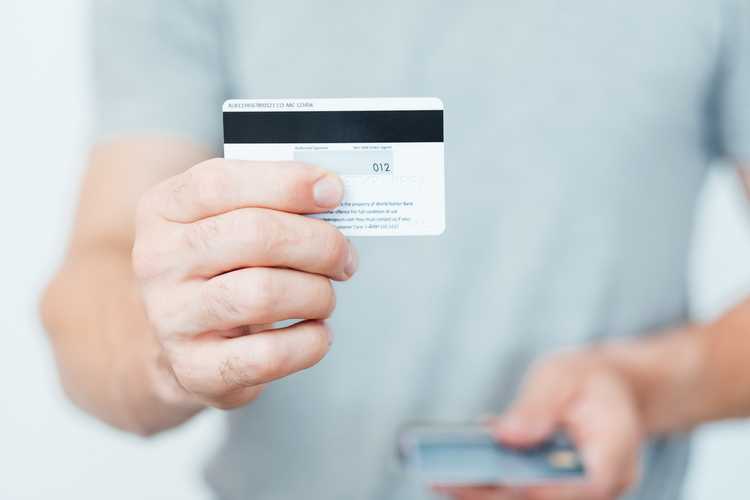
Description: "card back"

(223, 98), (445, 236)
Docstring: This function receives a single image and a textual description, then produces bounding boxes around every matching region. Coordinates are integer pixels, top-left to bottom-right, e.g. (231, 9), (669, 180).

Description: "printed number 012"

(372, 162), (391, 173)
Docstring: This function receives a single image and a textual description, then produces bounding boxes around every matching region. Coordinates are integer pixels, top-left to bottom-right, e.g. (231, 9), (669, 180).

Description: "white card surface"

(223, 98), (445, 236)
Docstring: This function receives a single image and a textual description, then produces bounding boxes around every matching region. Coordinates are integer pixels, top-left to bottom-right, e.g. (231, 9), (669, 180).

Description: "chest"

(225, 1), (720, 116)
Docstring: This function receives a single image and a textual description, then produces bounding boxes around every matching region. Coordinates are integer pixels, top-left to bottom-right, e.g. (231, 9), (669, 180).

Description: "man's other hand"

(435, 352), (643, 500)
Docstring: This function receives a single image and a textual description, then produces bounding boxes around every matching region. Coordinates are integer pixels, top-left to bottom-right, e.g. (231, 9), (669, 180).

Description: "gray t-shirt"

(92, 1), (750, 499)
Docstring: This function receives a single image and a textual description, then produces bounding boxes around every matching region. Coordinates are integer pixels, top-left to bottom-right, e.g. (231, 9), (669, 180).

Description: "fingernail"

(313, 175), (344, 208)
(344, 240), (359, 277)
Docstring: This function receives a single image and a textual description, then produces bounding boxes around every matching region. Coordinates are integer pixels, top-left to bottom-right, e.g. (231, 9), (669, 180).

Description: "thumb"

(491, 361), (577, 447)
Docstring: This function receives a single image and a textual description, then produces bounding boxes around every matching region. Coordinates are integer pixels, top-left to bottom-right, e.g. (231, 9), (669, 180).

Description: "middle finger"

(176, 207), (356, 280)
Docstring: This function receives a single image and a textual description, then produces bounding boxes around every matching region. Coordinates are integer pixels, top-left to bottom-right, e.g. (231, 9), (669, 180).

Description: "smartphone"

(398, 422), (585, 486)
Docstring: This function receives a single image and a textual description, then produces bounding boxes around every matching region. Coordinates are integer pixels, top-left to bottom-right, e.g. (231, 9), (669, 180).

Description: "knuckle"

(168, 351), (203, 393)
(145, 295), (190, 339)
(223, 340), (286, 386)
(131, 237), (169, 282)
(162, 161), (226, 219)
(183, 216), (222, 254)
(161, 171), (195, 218)
(191, 163), (229, 213)
(154, 305), (190, 339)
(148, 314), (174, 339)
(218, 354), (258, 388)
(242, 209), (283, 256)
(245, 269), (279, 318)
(202, 278), (244, 325)
(170, 364), (195, 391)
(202, 269), (280, 327)
(133, 224), (189, 283)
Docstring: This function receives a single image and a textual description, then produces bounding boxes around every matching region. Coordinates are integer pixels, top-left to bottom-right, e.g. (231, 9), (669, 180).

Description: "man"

(41, 1), (750, 499)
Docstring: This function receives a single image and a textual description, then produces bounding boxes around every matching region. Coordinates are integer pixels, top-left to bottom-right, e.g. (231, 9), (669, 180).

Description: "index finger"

(152, 159), (344, 222)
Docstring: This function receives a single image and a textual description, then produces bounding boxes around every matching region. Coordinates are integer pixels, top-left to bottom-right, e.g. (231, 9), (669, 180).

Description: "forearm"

(40, 137), (213, 434)
(41, 245), (203, 435)
(600, 297), (750, 435)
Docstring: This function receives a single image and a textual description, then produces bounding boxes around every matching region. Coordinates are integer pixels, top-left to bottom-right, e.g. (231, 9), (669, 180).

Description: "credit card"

(223, 98), (445, 236)
(398, 423), (585, 486)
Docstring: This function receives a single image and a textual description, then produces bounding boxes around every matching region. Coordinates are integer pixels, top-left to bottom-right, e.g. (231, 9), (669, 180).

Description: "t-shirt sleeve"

(712, 0), (750, 164)
(91, 0), (227, 151)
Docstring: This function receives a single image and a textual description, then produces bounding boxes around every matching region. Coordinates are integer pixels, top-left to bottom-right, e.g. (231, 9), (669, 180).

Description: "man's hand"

(132, 159), (357, 410)
(435, 352), (643, 500)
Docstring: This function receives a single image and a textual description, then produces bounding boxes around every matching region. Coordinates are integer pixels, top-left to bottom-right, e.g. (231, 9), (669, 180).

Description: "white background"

(1, 2), (749, 499)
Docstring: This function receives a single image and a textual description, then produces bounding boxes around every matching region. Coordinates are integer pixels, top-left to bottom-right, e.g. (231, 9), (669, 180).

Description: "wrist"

(597, 326), (709, 436)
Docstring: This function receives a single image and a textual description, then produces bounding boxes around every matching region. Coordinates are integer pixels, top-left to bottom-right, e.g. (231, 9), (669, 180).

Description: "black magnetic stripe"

(223, 110), (443, 143)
